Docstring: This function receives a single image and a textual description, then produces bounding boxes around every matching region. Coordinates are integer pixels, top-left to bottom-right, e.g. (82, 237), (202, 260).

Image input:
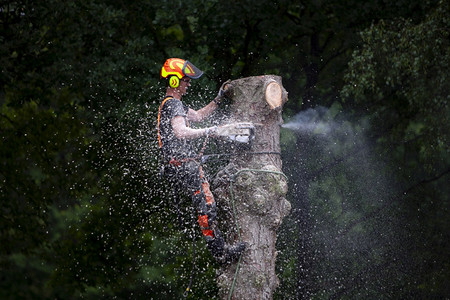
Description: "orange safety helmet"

(161, 58), (203, 88)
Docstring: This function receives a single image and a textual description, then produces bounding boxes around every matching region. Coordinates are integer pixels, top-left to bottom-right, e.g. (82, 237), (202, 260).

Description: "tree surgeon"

(157, 58), (248, 263)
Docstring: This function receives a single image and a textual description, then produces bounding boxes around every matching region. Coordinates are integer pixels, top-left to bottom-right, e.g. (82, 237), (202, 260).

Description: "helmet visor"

(182, 61), (203, 79)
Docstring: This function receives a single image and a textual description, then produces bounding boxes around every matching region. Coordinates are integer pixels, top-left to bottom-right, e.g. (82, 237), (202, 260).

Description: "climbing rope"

(227, 168), (288, 300)
(183, 231), (196, 298)
(201, 151), (281, 164)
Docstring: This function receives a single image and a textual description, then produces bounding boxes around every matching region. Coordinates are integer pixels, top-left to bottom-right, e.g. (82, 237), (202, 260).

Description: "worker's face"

(178, 77), (191, 95)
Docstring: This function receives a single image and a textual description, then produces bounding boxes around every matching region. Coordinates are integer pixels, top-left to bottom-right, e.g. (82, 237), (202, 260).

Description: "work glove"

(213, 80), (232, 105)
(215, 122), (255, 143)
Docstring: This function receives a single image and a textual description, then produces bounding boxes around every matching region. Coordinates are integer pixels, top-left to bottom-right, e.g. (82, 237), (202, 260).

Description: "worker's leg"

(166, 161), (217, 236)
(167, 161), (245, 263)
(181, 162), (218, 240)
(188, 162), (246, 263)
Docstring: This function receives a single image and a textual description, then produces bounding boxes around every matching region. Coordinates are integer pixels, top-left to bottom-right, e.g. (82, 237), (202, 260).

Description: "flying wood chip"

(265, 81), (282, 109)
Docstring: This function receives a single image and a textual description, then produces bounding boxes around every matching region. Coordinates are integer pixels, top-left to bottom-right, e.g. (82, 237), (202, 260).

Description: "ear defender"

(169, 76), (180, 88)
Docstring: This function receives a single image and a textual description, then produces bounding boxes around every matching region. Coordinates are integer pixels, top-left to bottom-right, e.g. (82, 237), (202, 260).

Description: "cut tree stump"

(213, 75), (291, 300)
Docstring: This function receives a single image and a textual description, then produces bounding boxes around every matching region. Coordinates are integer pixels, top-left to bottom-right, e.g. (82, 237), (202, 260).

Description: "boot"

(206, 235), (246, 264)
(223, 241), (247, 263)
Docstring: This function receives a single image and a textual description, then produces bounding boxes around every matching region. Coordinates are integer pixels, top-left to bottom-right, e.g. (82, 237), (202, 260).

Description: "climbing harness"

(166, 136), (209, 166)
(159, 130), (210, 178)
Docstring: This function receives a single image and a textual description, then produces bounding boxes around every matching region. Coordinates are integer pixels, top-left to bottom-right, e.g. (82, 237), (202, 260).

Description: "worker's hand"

(213, 80), (232, 105)
(205, 126), (218, 137)
(215, 122), (255, 143)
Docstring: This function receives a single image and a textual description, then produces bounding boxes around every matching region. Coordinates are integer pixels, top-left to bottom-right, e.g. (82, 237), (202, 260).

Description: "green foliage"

(341, 0), (449, 169)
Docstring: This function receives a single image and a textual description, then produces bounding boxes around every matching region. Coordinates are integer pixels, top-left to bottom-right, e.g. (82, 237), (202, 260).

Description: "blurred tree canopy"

(1, 0), (448, 299)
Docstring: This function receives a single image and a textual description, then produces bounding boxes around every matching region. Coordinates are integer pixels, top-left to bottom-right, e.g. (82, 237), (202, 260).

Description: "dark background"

(1, 0), (448, 299)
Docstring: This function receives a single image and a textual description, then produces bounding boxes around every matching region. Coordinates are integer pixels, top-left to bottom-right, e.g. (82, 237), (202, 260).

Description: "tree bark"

(213, 75), (291, 300)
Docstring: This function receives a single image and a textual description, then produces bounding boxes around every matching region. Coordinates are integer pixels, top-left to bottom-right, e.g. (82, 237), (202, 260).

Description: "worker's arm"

(171, 115), (214, 139)
(186, 80), (231, 122)
(172, 116), (254, 141)
(186, 101), (218, 123)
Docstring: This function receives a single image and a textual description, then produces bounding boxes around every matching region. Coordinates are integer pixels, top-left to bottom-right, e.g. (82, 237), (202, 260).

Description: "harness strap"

(168, 156), (200, 166)
(166, 135), (210, 166)
(157, 95), (174, 149)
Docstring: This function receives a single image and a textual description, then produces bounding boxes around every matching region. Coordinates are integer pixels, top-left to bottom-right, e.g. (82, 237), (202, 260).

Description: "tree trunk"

(213, 75), (291, 300)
